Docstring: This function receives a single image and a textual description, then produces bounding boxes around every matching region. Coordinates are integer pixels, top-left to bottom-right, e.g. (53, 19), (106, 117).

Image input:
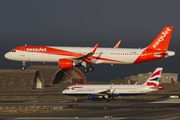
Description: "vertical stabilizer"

(143, 68), (163, 86)
(146, 26), (173, 51)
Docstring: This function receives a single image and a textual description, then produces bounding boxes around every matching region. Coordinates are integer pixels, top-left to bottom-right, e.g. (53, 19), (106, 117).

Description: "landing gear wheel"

(83, 68), (88, 73)
(106, 99), (110, 102)
(88, 66), (94, 72)
(74, 96), (78, 102)
(112, 97), (115, 101)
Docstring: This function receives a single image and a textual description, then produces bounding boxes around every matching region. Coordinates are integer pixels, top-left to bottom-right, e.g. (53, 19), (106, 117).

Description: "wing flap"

(94, 84), (113, 96)
(74, 43), (99, 64)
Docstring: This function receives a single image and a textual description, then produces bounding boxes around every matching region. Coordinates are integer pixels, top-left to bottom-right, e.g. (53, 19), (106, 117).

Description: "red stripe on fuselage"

(93, 56), (125, 63)
(13, 46), (125, 64)
(13, 46), (83, 57)
(72, 87), (83, 88)
(133, 49), (165, 64)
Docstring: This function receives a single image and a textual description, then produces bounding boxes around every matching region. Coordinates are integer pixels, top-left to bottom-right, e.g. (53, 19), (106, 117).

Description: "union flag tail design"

(143, 68), (163, 87)
(146, 26), (173, 51)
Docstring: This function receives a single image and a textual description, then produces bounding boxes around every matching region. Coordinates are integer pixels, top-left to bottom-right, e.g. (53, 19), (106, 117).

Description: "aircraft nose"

(4, 52), (10, 59)
(62, 90), (66, 94)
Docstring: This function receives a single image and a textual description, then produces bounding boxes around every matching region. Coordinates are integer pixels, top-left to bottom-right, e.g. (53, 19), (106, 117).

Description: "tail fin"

(146, 26), (173, 51)
(143, 68), (163, 86)
(114, 40), (121, 48)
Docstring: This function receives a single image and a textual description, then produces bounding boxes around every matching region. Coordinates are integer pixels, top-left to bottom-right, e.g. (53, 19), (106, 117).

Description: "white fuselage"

(4, 46), (174, 65)
(5, 47), (143, 64)
(62, 84), (158, 96)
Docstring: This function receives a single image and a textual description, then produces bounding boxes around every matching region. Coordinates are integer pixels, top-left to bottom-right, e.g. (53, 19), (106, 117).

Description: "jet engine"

(58, 59), (74, 69)
(88, 94), (103, 100)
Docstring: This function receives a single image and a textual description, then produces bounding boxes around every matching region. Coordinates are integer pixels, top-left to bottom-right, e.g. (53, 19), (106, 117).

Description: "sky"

(0, 0), (180, 82)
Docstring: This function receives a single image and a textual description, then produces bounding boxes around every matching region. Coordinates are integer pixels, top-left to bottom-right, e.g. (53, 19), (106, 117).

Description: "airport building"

(0, 65), (86, 91)
(128, 72), (178, 84)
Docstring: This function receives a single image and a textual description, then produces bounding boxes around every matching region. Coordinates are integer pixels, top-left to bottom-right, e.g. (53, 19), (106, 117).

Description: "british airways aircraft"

(4, 26), (175, 73)
(62, 68), (164, 102)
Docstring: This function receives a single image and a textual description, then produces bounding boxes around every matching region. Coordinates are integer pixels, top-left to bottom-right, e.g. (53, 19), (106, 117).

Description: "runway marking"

(65, 108), (151, 117)
(84, 100), (126, 103)
(111, 110), (151, 117)
(149, 99), (180, 103)
(62, 108), (137, 116)
(58, 101), (67, 102)
(152, 112), (180, 119)
(15, 117), (84, 119)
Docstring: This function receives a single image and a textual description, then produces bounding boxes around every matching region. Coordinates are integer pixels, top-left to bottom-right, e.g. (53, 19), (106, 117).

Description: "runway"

(1, 98), (180, 120)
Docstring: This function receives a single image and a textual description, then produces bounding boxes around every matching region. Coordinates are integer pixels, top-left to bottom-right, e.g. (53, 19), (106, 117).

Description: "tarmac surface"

(1, 98), (180, 120)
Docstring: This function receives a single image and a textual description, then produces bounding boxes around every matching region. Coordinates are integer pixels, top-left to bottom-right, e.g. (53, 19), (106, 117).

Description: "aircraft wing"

(74, 43), (99, 65)
(94, 84), (113, 96)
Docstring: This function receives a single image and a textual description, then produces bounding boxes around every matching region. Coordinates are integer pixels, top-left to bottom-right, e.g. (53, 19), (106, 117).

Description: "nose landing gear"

(22, 61), (26, 70)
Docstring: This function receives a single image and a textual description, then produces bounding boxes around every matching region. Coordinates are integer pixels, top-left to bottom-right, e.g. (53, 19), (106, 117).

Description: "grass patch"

(169, 89), (180, 92)
(0, 95), (87, 100)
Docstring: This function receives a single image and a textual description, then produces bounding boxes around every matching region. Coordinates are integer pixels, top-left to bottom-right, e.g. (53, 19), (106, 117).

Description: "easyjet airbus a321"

(5, 26), (175, 73)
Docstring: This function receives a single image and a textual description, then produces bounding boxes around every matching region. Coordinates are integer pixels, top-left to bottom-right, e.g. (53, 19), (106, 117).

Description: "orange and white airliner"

(4, 26), (175, 73)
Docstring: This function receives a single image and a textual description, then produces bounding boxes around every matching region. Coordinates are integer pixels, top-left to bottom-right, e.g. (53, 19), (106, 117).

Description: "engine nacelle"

(59, 59), (74, 69)
(88, 94), (103, 100)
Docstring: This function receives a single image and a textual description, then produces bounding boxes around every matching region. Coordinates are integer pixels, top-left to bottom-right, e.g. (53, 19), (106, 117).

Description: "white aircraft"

(62, 68), (164, 102)
(4, 26), (175, 73)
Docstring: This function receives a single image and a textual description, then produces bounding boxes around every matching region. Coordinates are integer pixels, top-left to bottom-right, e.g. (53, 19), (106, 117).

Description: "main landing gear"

(105, 97), (115, 102)
(82, 61), (94, 73)
(83, 66), (94, 73)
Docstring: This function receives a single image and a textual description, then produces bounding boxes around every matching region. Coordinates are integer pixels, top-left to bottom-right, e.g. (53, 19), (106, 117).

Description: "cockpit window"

(65, 88), (70, 90)
(11, 50), (16, 52)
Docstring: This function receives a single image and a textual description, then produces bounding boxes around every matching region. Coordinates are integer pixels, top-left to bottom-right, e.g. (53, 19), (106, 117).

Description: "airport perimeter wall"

(130, 73), (178, 84)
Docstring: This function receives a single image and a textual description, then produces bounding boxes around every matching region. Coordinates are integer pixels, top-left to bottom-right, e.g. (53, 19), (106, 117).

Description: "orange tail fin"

(146, 26), (173, 51)
(114, 40), (121, 48)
